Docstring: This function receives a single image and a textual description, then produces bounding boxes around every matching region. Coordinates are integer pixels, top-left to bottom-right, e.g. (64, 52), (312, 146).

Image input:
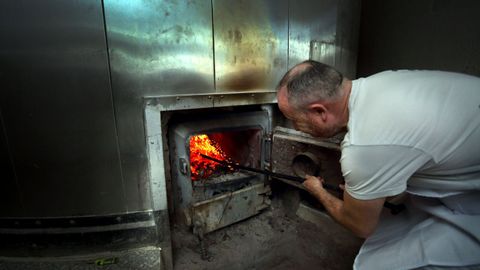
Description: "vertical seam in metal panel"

(100, 0), (128, 212)
(287, 0), (290, 69)
(211, 0), (217, 91)
(0, 107), (25, 212)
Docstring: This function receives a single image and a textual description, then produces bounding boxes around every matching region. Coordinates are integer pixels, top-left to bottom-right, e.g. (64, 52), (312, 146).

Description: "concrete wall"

(357, 0), (480, 77)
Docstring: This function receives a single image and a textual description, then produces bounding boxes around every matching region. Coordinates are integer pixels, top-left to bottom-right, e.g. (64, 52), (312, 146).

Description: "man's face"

(277, 88), (340, 138)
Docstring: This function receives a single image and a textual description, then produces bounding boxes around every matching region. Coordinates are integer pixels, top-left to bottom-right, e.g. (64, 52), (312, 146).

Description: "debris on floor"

(172, 204), (362, 270)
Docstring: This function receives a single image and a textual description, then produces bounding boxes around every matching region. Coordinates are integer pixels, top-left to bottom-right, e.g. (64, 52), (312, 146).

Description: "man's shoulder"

(362, 69), (480, 83)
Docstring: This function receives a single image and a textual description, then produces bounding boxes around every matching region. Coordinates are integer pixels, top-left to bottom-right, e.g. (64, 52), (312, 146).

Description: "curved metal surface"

(104, 0), (214, 95)
(288, 0), (338, 69)
(103, 1), (214, 209)
(213, 0), (289, 91)
(0, 0), (125, 216)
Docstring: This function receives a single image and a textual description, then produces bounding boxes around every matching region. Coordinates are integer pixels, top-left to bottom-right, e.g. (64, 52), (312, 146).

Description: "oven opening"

(189, 128), (261, 183)
(187, 128), (264, 202)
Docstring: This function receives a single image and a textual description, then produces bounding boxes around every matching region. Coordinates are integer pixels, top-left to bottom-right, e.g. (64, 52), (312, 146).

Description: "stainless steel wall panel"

(0, 0), (125, 216)
(288, 0), (338, 69)
(103, 0), (214, 211)
(213, 0), (289, 91)
(104, 0), (214, 95)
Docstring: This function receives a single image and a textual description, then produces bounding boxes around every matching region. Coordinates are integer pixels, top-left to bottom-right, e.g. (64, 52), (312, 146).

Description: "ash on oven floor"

(172, 204), (362, 270)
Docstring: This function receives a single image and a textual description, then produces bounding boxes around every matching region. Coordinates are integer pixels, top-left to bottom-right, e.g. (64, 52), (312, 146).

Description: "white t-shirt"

(342, 70), (480, 200)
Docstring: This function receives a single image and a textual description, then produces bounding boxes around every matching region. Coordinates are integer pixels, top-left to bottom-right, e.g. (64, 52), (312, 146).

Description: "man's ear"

(308, 103), (328, 122)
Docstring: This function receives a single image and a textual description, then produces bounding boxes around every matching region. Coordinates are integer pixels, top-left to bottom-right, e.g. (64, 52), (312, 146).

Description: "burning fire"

(189, 134), (231, 180)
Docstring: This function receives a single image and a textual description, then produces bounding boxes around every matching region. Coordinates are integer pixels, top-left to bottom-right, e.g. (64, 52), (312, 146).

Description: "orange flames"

(189, 134), (230, 181)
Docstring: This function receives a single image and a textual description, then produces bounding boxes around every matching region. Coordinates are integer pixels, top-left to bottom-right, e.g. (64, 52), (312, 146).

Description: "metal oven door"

(270, 126), (344, 194)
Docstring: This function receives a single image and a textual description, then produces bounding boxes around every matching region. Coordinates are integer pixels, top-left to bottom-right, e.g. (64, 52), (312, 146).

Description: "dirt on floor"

(171, 203), (362, 270)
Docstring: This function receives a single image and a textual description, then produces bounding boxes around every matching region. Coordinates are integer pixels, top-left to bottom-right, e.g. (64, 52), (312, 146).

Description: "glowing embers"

(189, 134), (233, 181)
(189, 129), (262, 182)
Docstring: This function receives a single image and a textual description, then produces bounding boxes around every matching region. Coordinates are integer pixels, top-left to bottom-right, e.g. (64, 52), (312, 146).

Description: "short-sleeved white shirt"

(342, 70), (480, 200)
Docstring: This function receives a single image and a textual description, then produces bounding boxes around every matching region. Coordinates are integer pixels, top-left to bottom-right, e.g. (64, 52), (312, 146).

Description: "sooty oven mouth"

(189, 128), (263, 201)
(168, 108), (272, 237)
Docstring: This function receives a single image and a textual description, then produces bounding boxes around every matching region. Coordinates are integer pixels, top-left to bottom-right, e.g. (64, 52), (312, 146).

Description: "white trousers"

(354, 192), (480, 270)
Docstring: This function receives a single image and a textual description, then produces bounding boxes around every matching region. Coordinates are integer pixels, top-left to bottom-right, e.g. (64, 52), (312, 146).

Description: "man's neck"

(324, 79), (351, 129)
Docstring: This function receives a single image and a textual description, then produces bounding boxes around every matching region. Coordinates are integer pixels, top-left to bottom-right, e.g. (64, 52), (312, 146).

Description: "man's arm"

(303, 175), (385, 238)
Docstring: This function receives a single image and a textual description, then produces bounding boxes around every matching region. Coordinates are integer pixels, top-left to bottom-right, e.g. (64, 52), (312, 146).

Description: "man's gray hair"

(277, 60), (344, 109)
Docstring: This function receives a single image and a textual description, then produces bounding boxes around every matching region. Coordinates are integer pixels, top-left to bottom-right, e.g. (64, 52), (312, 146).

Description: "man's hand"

(302, 175), (325, 195)
(302, 175), (385, 238)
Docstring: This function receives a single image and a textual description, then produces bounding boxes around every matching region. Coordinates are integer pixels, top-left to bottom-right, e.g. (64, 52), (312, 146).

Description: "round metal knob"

(291, 152), (321, 178)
